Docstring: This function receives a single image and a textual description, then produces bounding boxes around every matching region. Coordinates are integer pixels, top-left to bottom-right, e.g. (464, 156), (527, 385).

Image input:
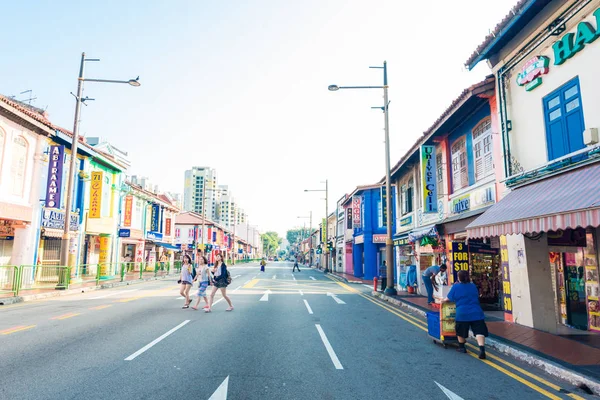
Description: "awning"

(443, 207), (491, 235)
(155, 242), (180, 250)
(467, 162), (600, 238)
(408, 224), (439, 243)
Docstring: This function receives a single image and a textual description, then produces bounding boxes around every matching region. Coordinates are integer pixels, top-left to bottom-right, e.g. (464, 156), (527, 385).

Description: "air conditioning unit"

(584, 127), (599, 146)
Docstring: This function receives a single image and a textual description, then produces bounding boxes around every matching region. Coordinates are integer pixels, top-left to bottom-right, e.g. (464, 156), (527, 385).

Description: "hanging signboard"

(420, 145), (437, 213)
(123, 195), (133, 227)
(45, 145), (65, 208)
(352, 196), (362, 228)
(89, 171), (103, 218)
(150, 204), (160, 232)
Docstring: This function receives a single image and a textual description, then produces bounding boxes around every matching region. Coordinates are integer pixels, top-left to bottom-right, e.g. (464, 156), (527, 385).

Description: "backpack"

(191, 265), (197, 280)
(226, 270), (232, 284)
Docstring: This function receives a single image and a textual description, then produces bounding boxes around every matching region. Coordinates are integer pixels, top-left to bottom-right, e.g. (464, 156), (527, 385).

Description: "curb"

(0, 274), (179, 306)
(371, 292), (600, 395)
(307, 266), (364, 284)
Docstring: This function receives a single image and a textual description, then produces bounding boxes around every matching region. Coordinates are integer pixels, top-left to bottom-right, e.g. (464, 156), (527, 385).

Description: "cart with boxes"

(427, 301), (458, 348)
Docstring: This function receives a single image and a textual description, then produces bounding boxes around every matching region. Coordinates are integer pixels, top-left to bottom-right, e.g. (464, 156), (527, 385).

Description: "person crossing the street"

(293, 256), (301, 272)
(206, 252), (234, 312)
(191, 255), (210, 310)
(179, 255), (194, 309)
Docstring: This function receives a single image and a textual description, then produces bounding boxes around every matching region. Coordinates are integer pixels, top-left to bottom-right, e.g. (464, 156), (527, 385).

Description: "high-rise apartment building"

(183, 167), (219, 220)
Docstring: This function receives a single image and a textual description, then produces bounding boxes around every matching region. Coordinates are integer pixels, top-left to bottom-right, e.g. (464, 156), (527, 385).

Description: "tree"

(261, 231), (282, 256)
(286, 228), (306, 245)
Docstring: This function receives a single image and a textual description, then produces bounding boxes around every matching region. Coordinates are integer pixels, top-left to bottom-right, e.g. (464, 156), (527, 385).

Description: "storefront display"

(469, 240), (501, 305)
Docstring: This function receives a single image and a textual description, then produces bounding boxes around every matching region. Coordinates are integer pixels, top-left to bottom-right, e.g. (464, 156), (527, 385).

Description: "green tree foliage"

(261, 231), (282, 256)
(286, 228), (306, 245)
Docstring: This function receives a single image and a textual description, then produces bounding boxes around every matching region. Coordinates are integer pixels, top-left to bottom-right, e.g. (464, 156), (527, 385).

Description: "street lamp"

(328, 61), (396, 295)
(304, 180), (329, 273)
(59, 52), (140, 267)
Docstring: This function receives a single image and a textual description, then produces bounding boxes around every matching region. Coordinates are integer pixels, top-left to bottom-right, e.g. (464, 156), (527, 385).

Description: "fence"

(0, 262), (182, 298)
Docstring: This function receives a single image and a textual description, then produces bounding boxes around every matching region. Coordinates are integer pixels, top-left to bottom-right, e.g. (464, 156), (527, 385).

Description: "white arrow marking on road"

(298, 289), (304, 296)
(272, 274), (276, 279)
(309, 276), (316, 281)
(327, 292), (346, 304)
(259, 290), (271, 302)
(303, 299), (313, 314)
(435, 382), (464, 400)
(208, 376), (229, 400)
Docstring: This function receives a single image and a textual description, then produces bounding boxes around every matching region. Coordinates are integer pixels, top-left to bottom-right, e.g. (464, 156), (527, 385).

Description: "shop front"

(38, 208), (79, 266)
(0, 202), (33, 266)
(84, 214), (117, 277)
(408, 223), (445, 297)
(118, 228), (145, 270)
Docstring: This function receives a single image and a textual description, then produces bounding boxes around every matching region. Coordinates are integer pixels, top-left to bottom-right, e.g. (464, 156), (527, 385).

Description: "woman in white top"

(191, 255), (210, 310)
(206, 252), (233, 312)
(179, 255), (194, 309)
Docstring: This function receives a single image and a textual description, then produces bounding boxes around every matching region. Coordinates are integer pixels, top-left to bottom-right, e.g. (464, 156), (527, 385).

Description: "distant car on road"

(274, 257), (279, 262)
(268, 257), (274, 261)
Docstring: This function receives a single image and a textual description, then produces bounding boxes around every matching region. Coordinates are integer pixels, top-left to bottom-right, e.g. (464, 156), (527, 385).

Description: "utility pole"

(324, 179), (329, 273)
(200, 173), (207, 256)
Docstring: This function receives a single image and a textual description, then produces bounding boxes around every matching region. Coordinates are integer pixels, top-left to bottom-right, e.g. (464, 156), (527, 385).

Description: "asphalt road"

(0, 262), (594, 400)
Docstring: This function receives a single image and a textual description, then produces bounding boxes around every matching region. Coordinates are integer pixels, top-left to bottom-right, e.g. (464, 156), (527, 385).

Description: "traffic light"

(327, 240), (334, 251)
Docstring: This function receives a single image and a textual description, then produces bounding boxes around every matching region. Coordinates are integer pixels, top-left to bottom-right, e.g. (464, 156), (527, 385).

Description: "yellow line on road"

(89, 305), (112, 310)
(0, 325), (36, 335)
(51, 312), (80, 320)
(117, 286), (174, 303)
(243, 279), (259, 289)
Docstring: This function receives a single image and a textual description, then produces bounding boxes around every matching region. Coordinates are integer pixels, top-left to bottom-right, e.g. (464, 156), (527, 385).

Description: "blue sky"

(2, 0), (516, 235)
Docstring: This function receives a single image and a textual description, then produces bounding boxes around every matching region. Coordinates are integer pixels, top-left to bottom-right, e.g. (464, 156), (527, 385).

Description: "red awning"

(467, 162), (600, 238)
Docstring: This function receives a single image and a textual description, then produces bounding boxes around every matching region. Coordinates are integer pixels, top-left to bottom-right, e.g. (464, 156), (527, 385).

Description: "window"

(10, 136), (28, 196)
(543, 77), (585, 161)
(451, 137), (468, 192)
(400, 180), (413, 215)
(472, 118), (493, 181)
(0, 129), (5, 181)
(436, 152), (443, 196)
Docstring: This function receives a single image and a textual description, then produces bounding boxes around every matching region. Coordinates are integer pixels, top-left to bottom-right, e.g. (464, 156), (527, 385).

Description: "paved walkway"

(378, 290), (600, 381)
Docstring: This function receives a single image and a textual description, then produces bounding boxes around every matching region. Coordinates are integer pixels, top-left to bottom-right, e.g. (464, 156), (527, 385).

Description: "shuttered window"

(473, 118), (493, 182)
(10, 136), (28, 196)
(436, 152), (443, 197)
(451, 138), (468, 192)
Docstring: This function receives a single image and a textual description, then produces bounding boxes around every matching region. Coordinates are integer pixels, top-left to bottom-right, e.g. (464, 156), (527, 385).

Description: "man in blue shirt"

(422, 264), (447, 304)
(379, 261), (387, 291)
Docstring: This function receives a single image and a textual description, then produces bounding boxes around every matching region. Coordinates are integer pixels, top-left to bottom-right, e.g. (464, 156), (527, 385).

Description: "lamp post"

(304, 180), (329, 273)
(60, 52), (140, 267)
(328, 61), (396, 295)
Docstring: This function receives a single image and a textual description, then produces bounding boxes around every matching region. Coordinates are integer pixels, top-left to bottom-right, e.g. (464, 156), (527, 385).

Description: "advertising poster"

(499, 235), (513, 321)
(99, 235), (111, 276)
(124, 196), (133, 227)
(451, 242), (469, 283)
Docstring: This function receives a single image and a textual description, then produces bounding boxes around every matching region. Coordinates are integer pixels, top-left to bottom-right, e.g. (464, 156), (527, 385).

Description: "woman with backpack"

(179, 255), (194, 309)
(206, 252), (234, 312)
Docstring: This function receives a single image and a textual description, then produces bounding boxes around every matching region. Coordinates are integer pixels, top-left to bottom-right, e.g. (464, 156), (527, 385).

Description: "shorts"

(196, 281), (209, 297)
(455, 320), (488, 338)
(181, 280), (192, 286)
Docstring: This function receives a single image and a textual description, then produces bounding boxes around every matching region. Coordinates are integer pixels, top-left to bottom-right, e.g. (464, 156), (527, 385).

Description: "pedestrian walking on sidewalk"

(179, 255), (194, 309)
(422, 264), (447, 304)
(206, 252), (234, 312)
(379, 261), (387, 291)
(444, 270), (488, 359)
(191, 255), (210, 310)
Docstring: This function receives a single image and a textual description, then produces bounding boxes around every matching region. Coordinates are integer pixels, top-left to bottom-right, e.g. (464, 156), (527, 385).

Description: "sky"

(1, 0), (516, 237)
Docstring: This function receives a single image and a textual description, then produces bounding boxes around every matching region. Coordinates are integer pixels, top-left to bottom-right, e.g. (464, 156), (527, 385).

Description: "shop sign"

(499, 236), (513, 319)
(451, 194), (470, 214)
(146, 231), (163, 241)
(165, 218), (172, 236)
(516, 56), (550, 91)
(0, 220), (15, 236)
(41, 208), (79, 231)
(118, 229), (131, 238)
(346, 208), (352, 229)
(352, 196), (362, 228)
(321, 218), (326, 243)
(420, 145), (437, 213)
(393, 236), (409, 246)
(380, 185), (388, 227)
(89, 171), (103, 218)
(450, 185), (495, 215)
(372, 234), (387, 243)
(123, 196), (133, 227)
(99, 235), (111, 276)
(45, 145), (65, 208)
(354, 235), (364, 244)
(400, 216), (413, 226)
(0, 236), (14, 240)
(150, 204), (160, 232)
(451, 242), (469, 283)
(553, 8), (600, 66)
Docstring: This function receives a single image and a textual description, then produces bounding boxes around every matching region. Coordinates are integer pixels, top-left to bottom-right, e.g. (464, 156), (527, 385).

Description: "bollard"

(373, 277), (378, 292)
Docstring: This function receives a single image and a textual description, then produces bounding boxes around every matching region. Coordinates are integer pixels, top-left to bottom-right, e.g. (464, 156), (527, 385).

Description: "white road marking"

(90, 289), (139, 299)
(175, 296), (184, 300)
(327, 292), (346, 304)
(292, 274), (296, 281)
(259, 290), (271, 302)
(272, 274), (276, 279)
(298, 289), (304, 296)
(315, 324), (343, 370)
(303, 299), (313, 314)
(233, 275), (241, 279)
(244, 280), (251, 285)
(362, 284), (374, 289)
(125, 320), (190, 361)
(435, 382), (465, 400)
(232, 286), (241, 293)
(208, 376), (229, 400)
(309, 276), (316, 281)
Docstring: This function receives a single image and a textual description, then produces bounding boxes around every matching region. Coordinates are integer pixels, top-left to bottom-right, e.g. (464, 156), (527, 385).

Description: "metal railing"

(0, 261), (183, 298)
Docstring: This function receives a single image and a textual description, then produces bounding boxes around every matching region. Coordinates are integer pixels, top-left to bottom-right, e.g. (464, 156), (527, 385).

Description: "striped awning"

(467, 162), (600, 238)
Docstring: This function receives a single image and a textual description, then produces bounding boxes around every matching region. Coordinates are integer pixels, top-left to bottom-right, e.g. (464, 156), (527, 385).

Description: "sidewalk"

(372, 290), (600, 394)
(0, 272), (178, 305)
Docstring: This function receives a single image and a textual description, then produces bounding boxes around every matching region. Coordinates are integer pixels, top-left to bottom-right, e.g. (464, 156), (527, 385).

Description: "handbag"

(177, 280), (182, 284)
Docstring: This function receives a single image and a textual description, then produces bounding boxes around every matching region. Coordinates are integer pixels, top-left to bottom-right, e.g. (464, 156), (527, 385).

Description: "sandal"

(204, 308), (211, 313)
(226, 307), (234, 312)
(191, 306), (198, 310)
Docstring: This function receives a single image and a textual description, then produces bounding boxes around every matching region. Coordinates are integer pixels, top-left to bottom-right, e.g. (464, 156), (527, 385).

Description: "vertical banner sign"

(321, 218), (326, 243)
(420, 145), (437, 213)
(89, 171), (103, 218)
(499, 236), (513, 321)
(212, 231), (217, 243)
(150, 204), (160, 232)
(165, 218), (172, 236)
(99, 235), (111, 276)
(380, 185), (388, 227)
(123, 195), (133, 227)
(346, 208), (352, 229)
(451, 242), (469, 283)
(45, 145), (65, 208)
(352, 196), (362, 228)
